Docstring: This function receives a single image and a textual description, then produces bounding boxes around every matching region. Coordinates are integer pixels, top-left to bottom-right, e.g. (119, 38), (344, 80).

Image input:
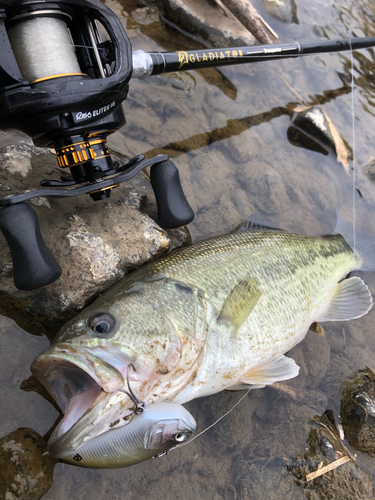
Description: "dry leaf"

(322, 110), (349, 173)
(359, 155), (375, 168)
(291, 105), (313, 113)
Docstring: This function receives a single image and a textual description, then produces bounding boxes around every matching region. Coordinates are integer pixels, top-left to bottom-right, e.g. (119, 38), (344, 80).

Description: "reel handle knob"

(0, 203), (62, 290)
(150, 161), (194, 229)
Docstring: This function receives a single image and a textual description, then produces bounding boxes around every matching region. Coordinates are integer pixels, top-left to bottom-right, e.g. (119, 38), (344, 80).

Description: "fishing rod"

(132, 38), (375, 79)
(0, 0), (374, 291)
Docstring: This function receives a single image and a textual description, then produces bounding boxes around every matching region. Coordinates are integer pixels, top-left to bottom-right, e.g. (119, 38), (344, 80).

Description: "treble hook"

(119, 363), (145, 414)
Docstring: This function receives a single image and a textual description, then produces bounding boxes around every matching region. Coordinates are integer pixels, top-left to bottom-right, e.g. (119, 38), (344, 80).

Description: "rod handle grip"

(0, 203), (62, 290)
(150, 161), (194, 229)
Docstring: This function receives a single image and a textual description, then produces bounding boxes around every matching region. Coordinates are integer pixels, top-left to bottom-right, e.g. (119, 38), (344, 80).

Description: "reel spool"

(1, 0), (132, 144)
(0, 0), (194, 290)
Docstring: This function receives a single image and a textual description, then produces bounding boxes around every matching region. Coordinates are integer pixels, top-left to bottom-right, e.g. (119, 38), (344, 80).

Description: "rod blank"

(131, 37), (375, 79)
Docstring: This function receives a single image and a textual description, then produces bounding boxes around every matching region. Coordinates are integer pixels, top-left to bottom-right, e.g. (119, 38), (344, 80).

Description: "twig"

(213, 0), (230, 17)
(342, 327), (347, 350)
(275, 71), (308, 105)
(219, 0), (278, 44)
(306, 456), (351, 482)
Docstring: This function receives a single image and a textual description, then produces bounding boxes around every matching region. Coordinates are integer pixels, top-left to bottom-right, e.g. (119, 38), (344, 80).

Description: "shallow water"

(2, 0), (375, 498)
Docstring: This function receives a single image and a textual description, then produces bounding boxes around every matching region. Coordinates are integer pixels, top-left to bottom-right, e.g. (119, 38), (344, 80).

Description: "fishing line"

(349, 39), (356, 253)
(170, 388), (251, 452)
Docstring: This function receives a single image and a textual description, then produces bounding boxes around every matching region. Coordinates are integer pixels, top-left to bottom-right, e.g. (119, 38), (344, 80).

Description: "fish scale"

(123, 231), (356, 321)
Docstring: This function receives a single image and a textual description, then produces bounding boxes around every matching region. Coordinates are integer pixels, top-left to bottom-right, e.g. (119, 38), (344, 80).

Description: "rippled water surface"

(2, 0), (375, 498)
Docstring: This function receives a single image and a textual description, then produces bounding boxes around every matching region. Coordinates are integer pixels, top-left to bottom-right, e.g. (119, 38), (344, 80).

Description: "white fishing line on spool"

(7, 16), (82, 82)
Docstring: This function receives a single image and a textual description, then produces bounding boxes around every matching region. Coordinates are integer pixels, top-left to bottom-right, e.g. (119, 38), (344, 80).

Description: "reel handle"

(0, 203), (62, 290)
(150, 161), (194, 229)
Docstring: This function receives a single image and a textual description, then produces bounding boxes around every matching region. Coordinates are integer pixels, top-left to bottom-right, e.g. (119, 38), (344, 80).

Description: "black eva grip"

(0, 203), (62, 290)
(150, 161), (194, 229)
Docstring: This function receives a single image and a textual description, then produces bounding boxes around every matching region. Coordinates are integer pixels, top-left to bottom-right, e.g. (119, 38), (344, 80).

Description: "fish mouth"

(31, 344), (131, 458)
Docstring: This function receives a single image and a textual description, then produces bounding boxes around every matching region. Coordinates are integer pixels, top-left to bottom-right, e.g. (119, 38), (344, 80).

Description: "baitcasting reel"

(0, 0), (194, 290)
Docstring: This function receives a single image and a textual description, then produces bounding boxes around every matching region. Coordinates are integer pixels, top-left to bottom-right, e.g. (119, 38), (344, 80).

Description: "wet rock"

(167, 226), (191, 250)
(0, 139), (189, 338)
(341, 367), (375, 457)
(153, 72), (195, 91)
(153, 0), (256, 47)
(287, 410), (374, 499)
(132, 6), (160, 25)
(292, 108), (332, 146)
(262, 0), (298, 24)
(0, 428), (56, 500)
(287, 127), (330, 156)
(0, 130), (29, 149)
(0, 140), (49, 178)
(117, 189), (147, 210)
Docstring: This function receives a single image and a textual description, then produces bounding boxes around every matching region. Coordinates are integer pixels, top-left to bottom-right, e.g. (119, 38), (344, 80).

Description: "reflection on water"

(2, 0), (375, 498)
(143, 82), (352, 160)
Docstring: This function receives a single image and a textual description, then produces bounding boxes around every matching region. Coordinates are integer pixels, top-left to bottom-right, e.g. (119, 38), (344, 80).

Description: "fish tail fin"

(334, 213), (375, 271)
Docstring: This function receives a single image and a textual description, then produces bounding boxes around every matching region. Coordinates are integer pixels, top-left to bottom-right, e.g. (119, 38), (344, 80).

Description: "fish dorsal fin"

(317, 276), (373, 322)
(218, 279), (261, 328)
(239, 354), (300, 385)
(237, 213), (282, 232)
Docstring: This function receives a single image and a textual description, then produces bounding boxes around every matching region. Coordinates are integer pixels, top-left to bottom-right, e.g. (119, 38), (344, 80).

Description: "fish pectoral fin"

(218, 279), (261, 328)
(317, 276), (373, 322)
(239, 354), (300, 386)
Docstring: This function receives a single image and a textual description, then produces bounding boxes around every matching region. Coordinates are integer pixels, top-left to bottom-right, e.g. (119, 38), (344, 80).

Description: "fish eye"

(89, 314), (116, 336)
(173, 432), (190, 443)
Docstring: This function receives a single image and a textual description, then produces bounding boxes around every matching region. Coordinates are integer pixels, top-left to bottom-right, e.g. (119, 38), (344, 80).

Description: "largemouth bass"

(31, 222), (374, 466)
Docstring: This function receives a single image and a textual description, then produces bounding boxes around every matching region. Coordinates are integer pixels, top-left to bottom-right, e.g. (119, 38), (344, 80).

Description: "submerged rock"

(287, 126), (330, 156)
(152, 0), (256, 47)
(0, 428), (56, 500)
(0, 139), (189, 338)
(291, 106), (352, 172)
(341, 367), (375, 457)
(262, 0), (298, 24)
(132, 6), (160, 25)
(287, 410), (374, 499)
